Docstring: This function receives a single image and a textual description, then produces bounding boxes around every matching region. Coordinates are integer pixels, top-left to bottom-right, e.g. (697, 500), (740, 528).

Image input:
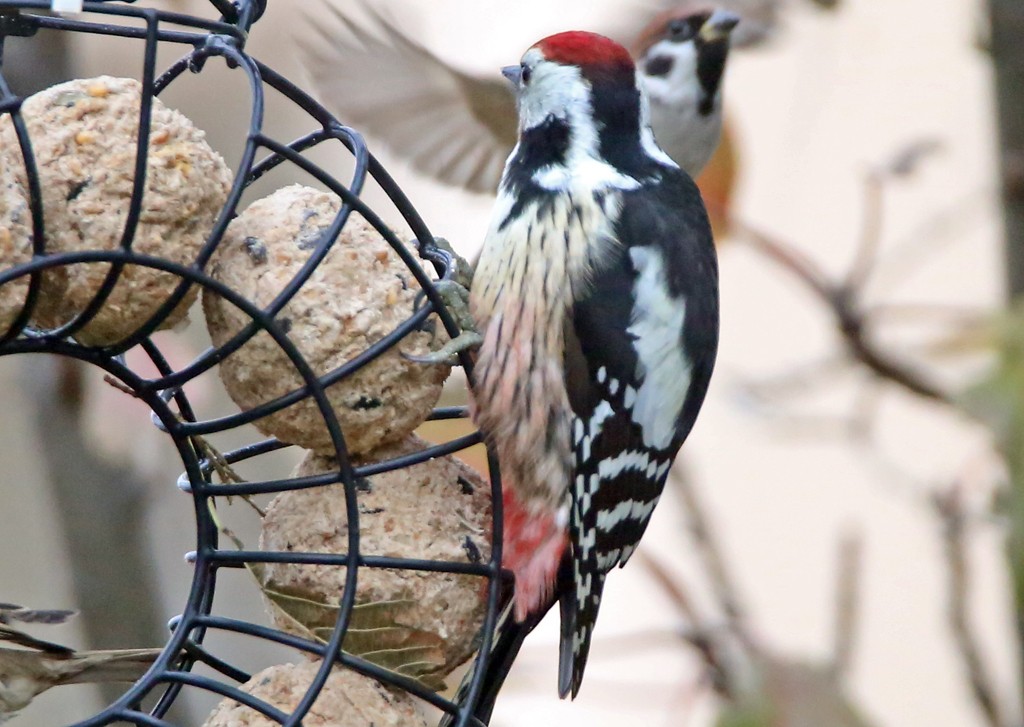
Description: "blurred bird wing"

(0, 605), (76, 626)
(0, 645), (160, 716)
(0, 625), (73, 656)
(298, 1), (517, 194)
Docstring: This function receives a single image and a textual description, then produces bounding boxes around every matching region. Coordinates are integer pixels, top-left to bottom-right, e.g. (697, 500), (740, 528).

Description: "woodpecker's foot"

(406, 278), (481, 365)
(432, 277), (476, 331)
(405, 330), (483, 365)
(428, 237), (475, 290)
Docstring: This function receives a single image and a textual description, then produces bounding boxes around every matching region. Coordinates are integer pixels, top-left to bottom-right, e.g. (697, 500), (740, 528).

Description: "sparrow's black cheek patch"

(644, 55), (674, 78)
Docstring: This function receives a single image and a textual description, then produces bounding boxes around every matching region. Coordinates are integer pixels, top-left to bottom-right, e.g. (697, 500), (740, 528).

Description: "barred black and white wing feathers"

(560, 169), (718, 699)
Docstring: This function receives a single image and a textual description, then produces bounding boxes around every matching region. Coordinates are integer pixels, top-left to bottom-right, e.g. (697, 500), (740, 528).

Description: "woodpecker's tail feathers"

(557, 568), (608, 699)
(438, 596), (551, 727)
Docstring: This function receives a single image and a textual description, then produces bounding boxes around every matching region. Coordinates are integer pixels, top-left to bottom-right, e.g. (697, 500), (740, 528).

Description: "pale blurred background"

(0, 0), (1017, 725)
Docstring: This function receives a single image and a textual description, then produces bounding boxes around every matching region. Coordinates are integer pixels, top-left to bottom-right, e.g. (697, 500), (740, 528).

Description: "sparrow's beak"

(699, 9), (741, 43)
(502, 64), (523, 89)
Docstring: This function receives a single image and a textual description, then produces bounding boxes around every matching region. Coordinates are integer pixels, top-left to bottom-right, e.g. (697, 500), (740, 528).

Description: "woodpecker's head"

(501, 31), (673, 187)
(638, 9), (740, 116)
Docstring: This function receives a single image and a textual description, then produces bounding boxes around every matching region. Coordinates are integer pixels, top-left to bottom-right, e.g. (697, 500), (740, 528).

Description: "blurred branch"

(673, 471), (750, 646)
(862, 303), (988, 326)
(632, 469), (761, 700)
(720, 132), (1015, 725)
(634, 549), (702, 625)
(733, 139), (963, 412)
(635, 548), (739, 698)
(632, 472), (877, 727)
(872, 187), (991, 294)
(831, 531), (862, 681)
(848, 138), (942, 291)
(845, 172), (884, 290)
(936, 486), (1007, 727)
(736, 218), (956, 407)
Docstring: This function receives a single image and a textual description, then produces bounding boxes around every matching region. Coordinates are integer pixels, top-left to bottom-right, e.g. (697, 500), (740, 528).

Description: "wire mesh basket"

(0, 1), (504, 724)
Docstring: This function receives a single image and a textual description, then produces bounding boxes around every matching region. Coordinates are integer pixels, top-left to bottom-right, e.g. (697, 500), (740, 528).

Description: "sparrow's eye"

(667, 18), (696, 41)
(644, 55), (674, 78)
(521, 64), (532, 85)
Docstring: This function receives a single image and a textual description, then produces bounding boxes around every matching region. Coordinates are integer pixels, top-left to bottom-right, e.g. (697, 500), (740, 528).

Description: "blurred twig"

(634, 550), (702, 625)
(724, 136), (1014, 726)
(845, 171), (884, 291)
(831, 531), (862, 681)
(735, 139), (963, 411)
(673, 473), (750, 644)
(102, 374), (263, 516)
(632, 468), (759, 700)
(936, 485), (1007, 727)
(637, 485), (875, 727)
(635, 548), (739, 698)
(735, 219), (956, 407)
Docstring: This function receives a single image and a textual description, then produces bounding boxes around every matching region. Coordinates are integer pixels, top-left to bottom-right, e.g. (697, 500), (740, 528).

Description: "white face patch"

(516, 48), (584, 132)
(514, 49), (644, 193)
(627, 246), (691, 449)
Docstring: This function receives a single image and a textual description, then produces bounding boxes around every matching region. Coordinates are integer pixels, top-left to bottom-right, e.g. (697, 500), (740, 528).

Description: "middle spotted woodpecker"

(455, 29), (719, 721)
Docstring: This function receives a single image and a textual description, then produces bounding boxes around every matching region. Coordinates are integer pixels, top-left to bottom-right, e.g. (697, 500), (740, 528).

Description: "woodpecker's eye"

(644, 55), (674, 78)
(521, 64), (532, 85)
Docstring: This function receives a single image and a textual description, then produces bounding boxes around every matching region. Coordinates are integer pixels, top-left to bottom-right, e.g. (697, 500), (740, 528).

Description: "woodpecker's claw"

(427, 237), (475, 290)
(405, 278), (481, 365)
(404, 330), (483, 365)
(432, 278), (476, 330)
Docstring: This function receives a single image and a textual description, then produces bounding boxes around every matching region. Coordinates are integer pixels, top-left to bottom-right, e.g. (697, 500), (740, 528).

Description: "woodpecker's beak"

(699, 9), (741, 43)
(502, 64), (523, 90)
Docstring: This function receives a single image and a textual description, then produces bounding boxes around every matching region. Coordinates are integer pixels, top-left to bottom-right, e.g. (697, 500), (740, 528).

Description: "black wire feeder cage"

(0, 1), (504, 725)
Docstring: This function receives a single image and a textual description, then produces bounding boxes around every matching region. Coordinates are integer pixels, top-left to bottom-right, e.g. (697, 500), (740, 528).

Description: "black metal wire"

(0, 2), (504, 725)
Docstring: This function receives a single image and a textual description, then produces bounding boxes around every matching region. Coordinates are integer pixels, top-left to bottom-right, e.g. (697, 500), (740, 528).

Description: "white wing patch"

(627, 246), (691, 449)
